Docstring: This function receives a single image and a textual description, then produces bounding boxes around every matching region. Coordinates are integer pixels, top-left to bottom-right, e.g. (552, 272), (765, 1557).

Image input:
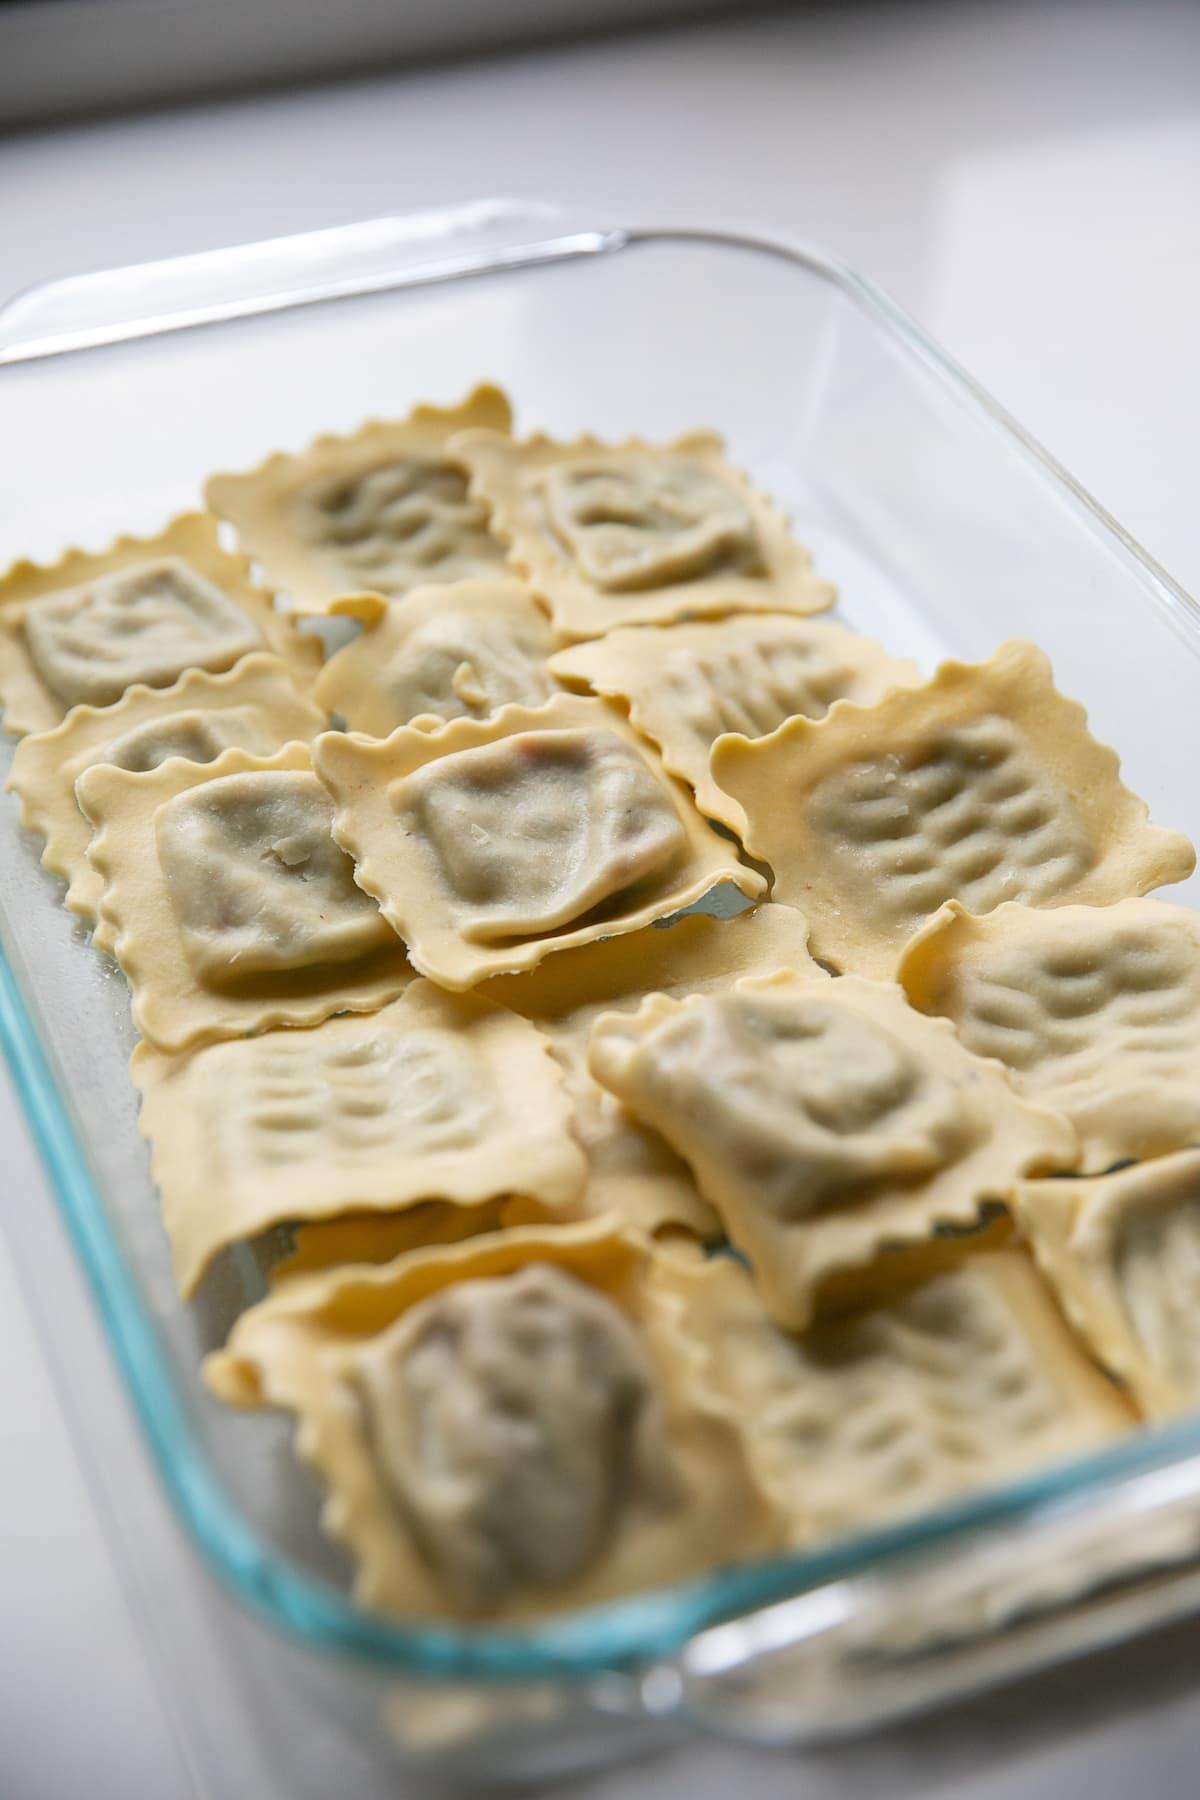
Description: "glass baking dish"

(4, 197), (1200, 1791)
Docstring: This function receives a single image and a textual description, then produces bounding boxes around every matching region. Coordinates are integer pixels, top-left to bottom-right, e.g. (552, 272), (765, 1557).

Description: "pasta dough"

(205, 1220), (780, 1620)
(7, 654), (326, 952)
(0, 512), (320, 735)
(78, 743), (410, 1051)
(314, 580), (556, 736)
(589, 969), (1078, 1327)
(1017, 1155), (1200, 1419)
(457, 428), (833, 639)
(711, 641), (1194, 977)
(205, 387), (513, 614)
(900, 898), (1200, 1171)
(550, 615), (920, 835)
(657, 1247), (1132, 1544)
(134, 980), (586, 1295)
(312, 692), (764, 989)
(487, 902), (823, 1239)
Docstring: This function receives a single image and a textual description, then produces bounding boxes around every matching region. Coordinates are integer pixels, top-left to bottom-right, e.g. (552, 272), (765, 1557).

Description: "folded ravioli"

(6, 654), (327, 952)
(134, 980), (586, 1295)
(1016, 1155), (1200, 1419)
(486, 903), (823, 1239)
(456, 428), (833, 640)
(314, 580), (557, 736)
(551, 616), (919, 835)
(589, 970), (1078, 1327)
(78, 742), (409, 1051)
(205, 387), (513, 615)
(0, 512), (320, 735)
(313, 692), (764, 990)
(205, 1220), (779, 1621)
(657, 1247), (1131, 1546)
(900, 898), (1200, 1172)
(711, 641), (1194, 978)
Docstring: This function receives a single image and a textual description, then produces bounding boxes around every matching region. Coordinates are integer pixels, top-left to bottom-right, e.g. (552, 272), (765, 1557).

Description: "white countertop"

(2, 3), (1200, 1794)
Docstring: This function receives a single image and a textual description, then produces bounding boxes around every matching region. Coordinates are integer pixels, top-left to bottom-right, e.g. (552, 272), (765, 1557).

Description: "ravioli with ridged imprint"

(0, 512), (320, 735)
(205, 1220), (780, 1620)
(900, 898), (1200, 1172)
(1017, 1154), (1200, 1419)
(134, 980), (587, 1295)
(313, 691), (764, 990)
(456, 428), (833, 639)
(6, 654), (327, 954)
(486, 902), (824, 1239)
(710, 641), (1194, 978)
(550, 616), (919, 835)
(205, 387), (513, 615)
(78, 742), (409, 1052)
(315, 579), (556, 736)
(656, 1247), (1131, 1545)
(589, 969), (1078, 1327)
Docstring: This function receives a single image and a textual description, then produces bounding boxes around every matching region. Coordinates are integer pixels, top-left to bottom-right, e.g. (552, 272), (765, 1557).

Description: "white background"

(2, 2), (1200, 1794)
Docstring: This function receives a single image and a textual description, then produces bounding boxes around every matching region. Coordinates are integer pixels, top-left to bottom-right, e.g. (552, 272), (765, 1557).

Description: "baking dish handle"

(636, 1448), (1200, 1746)
(0, 197), (626, 364)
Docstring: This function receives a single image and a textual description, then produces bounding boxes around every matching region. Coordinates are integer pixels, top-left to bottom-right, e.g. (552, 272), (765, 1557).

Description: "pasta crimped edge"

(0, 511), (321, 736)
(456, 426), (835, 640)
(205, 1217), (783, 1621)
(312, 690), (766, 990)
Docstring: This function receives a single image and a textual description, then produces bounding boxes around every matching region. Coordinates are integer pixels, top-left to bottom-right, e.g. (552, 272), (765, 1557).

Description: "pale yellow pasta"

(589, 969), (1078, 1327)
(312, 691), (764, 990)
(711, 641), (1194, 977)
(0, 512), (320, 735)
(206, 1220), (781, 1620)
(458, 427), (833, 639)
(206, 386), (513, 614)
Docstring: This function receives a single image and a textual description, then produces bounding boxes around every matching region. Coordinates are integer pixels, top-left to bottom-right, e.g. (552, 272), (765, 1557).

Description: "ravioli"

(457, 428), (833, 639)
(711, 641), (1194, 977)
(315, 580), (556, 736)
(205, 1220), (779, 1620)
(205, 387), (513, 614)
(134, 980), (586, 1295)
(589, 969), (1078, 1327)
(312, 691), (764, 989)
(900, 898), (1200, 1171)
(0, 512), (320, 735)
(551, 616), (919, 835)
(1016, 1154), (1200, 1419)
(6, 654), (327, 952)
(657, 1247), (1131, 1544)
(486, 902), (823, 1239)
(78, 742), (409, 1052)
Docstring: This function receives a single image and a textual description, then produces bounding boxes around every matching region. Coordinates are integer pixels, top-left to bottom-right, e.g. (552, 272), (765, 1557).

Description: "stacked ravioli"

(3, 382), (1198, 1627)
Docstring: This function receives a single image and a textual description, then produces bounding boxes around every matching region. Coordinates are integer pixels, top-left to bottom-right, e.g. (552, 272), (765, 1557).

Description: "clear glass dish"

(4, 197), (1200, 1789)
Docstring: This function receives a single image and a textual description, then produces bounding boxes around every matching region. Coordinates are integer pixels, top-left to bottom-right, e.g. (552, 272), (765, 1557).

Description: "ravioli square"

(486, 902), (822, 1239)
(551, 616), (919, 835)
(0, 512), (320, 735)
(78, 743), (409, 1052)
(205, 1220), (779, 1620)
(589, 968), (1078, 1327)
(6, 654), (327, 953)
(456, 428), (833, 639)
(900, 898), (1200, 1172)
(657, 1247), (1131, 1547)
(314, 579), (557, 736)
(1016, 1154), (1200, 1420)
(205, 387), (513, 615)
(711, 640), (1194, 977)
(134, 980), (587, 1295)
(313, 691), (764, 989)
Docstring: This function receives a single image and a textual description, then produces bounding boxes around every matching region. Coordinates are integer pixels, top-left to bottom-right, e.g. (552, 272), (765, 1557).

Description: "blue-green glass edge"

(3, 212), (1200, 1682)
(8, 921), (1200, 1682)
